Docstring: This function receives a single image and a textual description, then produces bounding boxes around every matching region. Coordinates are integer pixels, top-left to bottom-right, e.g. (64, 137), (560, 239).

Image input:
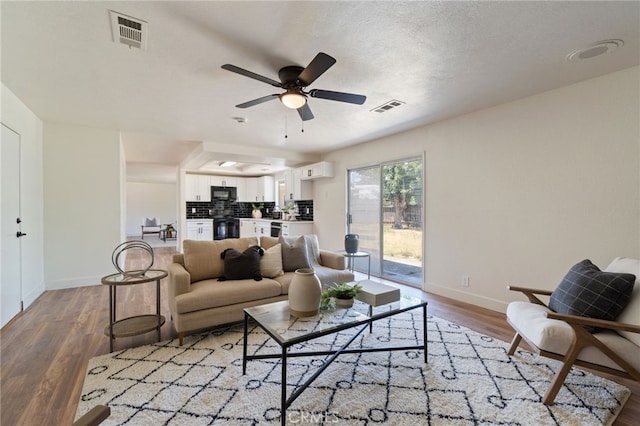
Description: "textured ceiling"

(2, 1), (638, 180)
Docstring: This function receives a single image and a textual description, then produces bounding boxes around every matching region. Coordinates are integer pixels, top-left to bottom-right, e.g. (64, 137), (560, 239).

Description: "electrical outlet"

(306, 207), (310, 214)
(462, 275), (470, 287)
(191, 208), (196, 213)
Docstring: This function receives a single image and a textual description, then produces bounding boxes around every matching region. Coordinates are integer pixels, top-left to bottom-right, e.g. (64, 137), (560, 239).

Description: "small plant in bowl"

(320, 282), (363, 309)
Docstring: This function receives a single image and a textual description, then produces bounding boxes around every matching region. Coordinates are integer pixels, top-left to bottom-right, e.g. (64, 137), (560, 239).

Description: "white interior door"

(1, 124), (22, 327)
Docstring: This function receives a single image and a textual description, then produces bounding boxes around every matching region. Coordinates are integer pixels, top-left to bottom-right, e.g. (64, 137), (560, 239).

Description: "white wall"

(125, 181), (177, 237)
(0, 83), (45, 308)
(43, 123), (123, 289)
(317, 66), (640, 312)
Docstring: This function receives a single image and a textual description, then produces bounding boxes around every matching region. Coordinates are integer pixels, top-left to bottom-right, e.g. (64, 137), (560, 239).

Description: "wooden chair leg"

(179, 332), (184, 346)
(507, 333), (522, 355)
(72, 405), (110, 426)
(542, 335), (587, 405)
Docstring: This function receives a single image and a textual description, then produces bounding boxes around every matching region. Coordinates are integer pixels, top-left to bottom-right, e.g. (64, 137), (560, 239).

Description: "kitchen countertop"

(186, 218), (313, 223)
(239, 218), (313, 223)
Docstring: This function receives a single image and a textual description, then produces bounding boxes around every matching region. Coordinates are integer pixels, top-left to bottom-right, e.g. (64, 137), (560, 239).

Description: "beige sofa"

(168, 235), (354, 345)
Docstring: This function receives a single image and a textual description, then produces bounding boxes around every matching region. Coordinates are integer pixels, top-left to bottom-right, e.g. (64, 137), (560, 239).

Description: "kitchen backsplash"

(186, 200), (314, 220)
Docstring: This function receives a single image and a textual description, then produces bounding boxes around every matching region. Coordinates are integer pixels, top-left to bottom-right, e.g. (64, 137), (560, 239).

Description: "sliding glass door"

(348, 157), (423, 287)
(347, 166), (382, 276)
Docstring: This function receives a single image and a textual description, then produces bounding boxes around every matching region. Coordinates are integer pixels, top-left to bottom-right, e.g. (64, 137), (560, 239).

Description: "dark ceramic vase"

(344, 234), (359, 254)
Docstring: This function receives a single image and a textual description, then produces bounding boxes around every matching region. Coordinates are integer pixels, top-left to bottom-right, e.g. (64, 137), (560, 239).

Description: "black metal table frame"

(242, 302), (427, 425)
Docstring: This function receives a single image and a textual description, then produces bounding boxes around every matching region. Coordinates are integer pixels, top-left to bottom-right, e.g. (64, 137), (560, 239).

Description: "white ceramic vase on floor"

(288, 268), (321, 317)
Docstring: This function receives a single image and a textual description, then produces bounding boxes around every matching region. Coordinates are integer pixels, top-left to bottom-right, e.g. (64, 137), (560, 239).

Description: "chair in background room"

(141, 217), (161, 239)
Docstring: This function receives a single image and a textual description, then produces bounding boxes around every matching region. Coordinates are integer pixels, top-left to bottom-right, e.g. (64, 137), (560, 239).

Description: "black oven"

(270, 222), (282, 237)
(214, 218), (239, 240)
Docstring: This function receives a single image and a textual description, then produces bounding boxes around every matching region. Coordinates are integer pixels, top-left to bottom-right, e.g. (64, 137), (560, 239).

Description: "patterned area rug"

(76, 312), (629, 425)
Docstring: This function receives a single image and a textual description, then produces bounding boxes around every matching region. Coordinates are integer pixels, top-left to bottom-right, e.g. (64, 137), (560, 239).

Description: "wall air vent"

(370, 99), (405, 113)
(110, 10), (148, 50)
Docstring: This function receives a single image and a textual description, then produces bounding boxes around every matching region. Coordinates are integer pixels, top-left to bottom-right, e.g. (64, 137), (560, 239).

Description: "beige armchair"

(506, 257), (640, 405)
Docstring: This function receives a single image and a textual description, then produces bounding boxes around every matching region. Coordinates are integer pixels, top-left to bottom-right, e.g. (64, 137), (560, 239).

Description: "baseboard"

(22, 282), (46, 310)
(46, 275), (103, 290)
(426, 282), (509, 314)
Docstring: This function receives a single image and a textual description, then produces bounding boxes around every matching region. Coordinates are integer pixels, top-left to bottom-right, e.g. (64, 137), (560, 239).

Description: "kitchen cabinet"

(186, 174), (212, 202)
(239, 219), (271, 238)
(283, 168), (312, 201)
(281, 222), (313, 237)
(210, 176), (237, 188)
(300, 161), (333, 180)
(186, 221), (213, 241)
(241, 176), (275, 202)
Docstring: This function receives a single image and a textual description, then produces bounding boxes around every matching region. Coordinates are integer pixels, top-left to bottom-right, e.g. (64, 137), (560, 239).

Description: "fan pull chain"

(284, 114), (288, 139)
(301, 121), (304, 134)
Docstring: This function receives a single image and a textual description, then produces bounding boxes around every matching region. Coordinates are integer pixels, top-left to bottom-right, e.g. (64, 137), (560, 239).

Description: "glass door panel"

(347, 166), (381, 276)
(381, 159), (423, 287)
(348, 158), (423, 287)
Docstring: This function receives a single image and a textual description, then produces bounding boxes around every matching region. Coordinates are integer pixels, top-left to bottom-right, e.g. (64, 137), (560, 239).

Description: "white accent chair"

(506, 257), (640, 405)
(141, 217), (161, 239)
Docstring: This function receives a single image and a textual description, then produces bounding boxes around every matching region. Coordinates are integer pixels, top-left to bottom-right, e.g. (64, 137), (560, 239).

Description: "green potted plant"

(320, 282), (363, 308)
(251, 203), (264, 218)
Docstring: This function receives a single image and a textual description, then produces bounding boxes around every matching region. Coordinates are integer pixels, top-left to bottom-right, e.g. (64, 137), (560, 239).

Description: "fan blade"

(297, 52), (336, 86)
(297, 103), (314, 121)
(236, 94), (279, 108)
(309, 89), (366, 105)
(221, 64), (282, 87)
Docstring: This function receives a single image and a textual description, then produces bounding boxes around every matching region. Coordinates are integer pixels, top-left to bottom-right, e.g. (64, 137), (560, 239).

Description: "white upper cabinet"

(210, 176), (237, 188)
(186, 174), (212, 202)
(300, 161), (334, 180)
(258, 176), (275, 202)
(284, 168), (312, 201)
(238, 176), (274, 203)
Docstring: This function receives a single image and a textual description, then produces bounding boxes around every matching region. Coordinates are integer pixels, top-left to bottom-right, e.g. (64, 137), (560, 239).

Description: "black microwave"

(212, 186), (237, 201)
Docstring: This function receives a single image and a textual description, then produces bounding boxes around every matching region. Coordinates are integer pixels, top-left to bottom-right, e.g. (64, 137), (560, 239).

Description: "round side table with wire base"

(101, 269), (167, 352)
(336, 250), (371, 279)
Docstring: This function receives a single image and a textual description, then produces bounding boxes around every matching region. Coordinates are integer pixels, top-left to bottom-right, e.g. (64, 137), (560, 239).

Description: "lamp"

(279, 90), (307, 109)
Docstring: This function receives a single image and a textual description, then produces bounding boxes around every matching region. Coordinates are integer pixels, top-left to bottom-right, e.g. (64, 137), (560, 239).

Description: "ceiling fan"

(221, 52), (366, 121)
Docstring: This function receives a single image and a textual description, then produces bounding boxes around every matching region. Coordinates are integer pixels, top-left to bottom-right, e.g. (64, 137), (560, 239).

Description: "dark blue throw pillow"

(549, 259), (635, 328)
(218, 246), (264, 281)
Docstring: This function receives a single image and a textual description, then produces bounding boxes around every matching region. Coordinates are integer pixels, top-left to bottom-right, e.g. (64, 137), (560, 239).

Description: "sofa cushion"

(261, 243), (284, 278)
(279, 235), (310, 272)
(218, 246), (264, 281)
(605, 257), (640, 346)
(549, 259), (635, 329)
(175, 278), (282, 314)
(183, 237), (259, 282)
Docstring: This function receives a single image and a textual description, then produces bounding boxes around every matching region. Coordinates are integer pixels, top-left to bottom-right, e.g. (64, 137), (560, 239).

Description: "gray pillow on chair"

(549, 259), (635, 328)
(278, 235), (310, 272)
(144, 217), (158, 227)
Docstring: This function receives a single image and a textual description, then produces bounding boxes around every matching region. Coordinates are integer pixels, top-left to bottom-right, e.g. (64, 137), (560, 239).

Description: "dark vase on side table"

(345, 234), (359, 254)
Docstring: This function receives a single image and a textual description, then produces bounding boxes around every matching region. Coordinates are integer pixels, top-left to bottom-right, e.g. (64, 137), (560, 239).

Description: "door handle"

(17, 232), (27, 238)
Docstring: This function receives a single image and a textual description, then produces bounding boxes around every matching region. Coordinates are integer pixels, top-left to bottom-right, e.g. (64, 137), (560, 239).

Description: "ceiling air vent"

(370, 99), (405, 113)
(110, 10), (148, 50)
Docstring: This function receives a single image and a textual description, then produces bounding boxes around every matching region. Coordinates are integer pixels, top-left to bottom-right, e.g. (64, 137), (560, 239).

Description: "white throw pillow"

(604, 257), (640, 347)
(260, 244), (284, 278)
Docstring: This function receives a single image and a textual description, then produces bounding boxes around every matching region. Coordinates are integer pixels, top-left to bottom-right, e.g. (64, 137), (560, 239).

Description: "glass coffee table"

(243, 293), (428, 425)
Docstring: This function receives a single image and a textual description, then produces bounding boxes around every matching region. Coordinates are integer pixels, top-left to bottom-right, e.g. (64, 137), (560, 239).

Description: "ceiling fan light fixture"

(279, 91), (307, 109)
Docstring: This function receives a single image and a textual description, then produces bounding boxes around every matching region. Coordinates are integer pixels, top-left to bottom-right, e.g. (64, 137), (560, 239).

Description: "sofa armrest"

(169, 262), (191, 299)
(319, 250), (346, 270)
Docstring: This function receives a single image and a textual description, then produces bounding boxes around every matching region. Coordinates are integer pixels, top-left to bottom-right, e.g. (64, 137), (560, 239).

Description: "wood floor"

(1, 247), (638, 425)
